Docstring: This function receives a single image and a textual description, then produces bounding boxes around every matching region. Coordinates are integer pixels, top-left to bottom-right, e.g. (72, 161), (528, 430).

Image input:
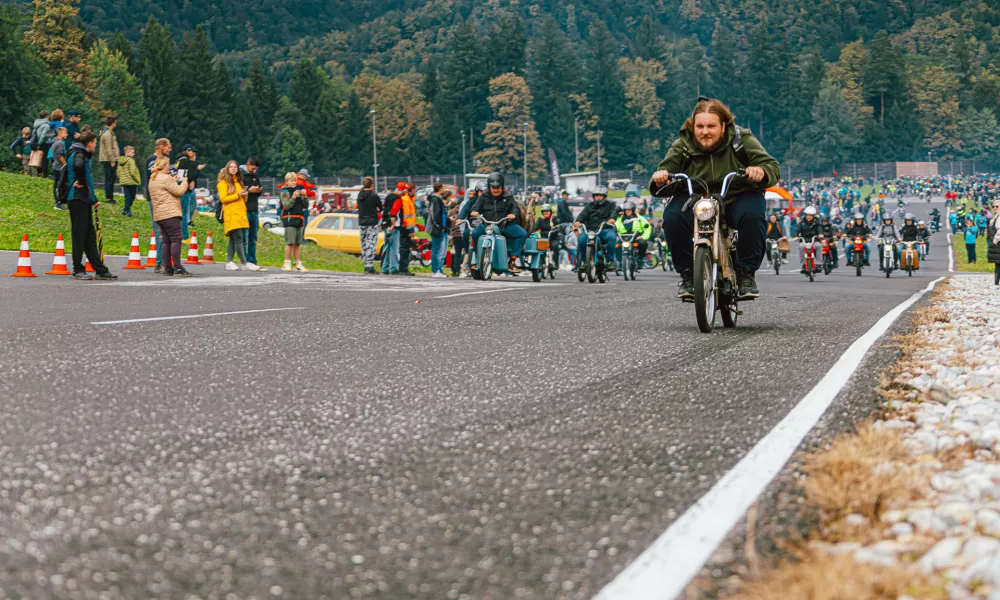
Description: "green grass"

(951, 230), (994, 273)
(0, 172), (365, 272)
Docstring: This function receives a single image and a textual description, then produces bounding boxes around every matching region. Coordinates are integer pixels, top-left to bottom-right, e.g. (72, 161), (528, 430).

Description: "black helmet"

(487, 172), (504, 189)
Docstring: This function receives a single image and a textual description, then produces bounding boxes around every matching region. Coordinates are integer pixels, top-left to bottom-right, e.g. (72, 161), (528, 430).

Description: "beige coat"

(98, 126), (119, 163)
(148, 174), (187, 221)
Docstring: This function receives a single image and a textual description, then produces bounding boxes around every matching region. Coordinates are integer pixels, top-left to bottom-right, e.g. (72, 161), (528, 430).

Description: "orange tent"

(765, 186), (795, 211)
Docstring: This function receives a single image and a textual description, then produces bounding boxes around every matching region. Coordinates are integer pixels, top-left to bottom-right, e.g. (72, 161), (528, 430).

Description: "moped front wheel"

(482, 243), (493, 280)
(586, 248), (596, 283)
(693, 246), (716, 334)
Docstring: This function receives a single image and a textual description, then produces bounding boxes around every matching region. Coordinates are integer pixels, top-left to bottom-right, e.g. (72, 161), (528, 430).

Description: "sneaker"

(294, 262), (308, 273)
(507, 259), (521, 274)
(163, 267), (175, 276)
(95, 272), (118, 281)
(459, 272), (469, 279)
(173, 267), (193, 277)
(282, 261), (293, 272)
(183, 237), (192, 245)
(431, 272), (447, 278)
(154, 264), (164, 274)
(738, 270), (760, 299)
(71, 271), (93, 280)
(678, 271), (695, 299)
(226, 261), (240, 271)
(363, 267), (376, 275)
(54, 203), (68, 211)
(243, 263), (261, 272)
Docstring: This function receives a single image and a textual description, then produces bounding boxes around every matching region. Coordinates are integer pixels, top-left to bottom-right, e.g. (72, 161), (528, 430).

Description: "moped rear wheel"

(720, 299), (738, 328)
(531, 269), (541, 282)
(856, 261), (863, 277)
(693, 246), (716, 334)
(621, 254), (630, 283)
(586, 248), (596, 283)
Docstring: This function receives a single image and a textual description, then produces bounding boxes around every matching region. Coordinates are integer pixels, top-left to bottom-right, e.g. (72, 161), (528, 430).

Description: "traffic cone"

(123, 232), (145, 270)
(84, 256), (96, 273)
(45, 233), (71, 275)
(9, 234), (38, 277)
(144, 232), (158, 267)
(201, 231), (216, 263)
(184, 230), (201, 264)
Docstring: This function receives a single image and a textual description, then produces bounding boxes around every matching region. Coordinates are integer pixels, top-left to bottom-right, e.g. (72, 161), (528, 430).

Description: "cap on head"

(67, 110), (80, 117)
(298, 169), (311, 178)
(182, 144), (198, 153)
(396, 181), (408, 191)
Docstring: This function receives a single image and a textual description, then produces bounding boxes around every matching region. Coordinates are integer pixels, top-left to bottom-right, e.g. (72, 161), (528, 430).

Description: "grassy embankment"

(951, 230), (993, 273)
(0, 172), (365, 272)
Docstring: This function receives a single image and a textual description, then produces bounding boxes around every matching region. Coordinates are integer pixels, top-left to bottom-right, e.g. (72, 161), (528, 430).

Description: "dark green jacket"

(652, 126), (780, 197)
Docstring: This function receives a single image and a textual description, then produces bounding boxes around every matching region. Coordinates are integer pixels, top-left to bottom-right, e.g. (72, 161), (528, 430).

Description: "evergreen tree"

(0, 4), (47, 132)
(528, 16), (579, 172)
(586, 21), (633, 168)
(290, 59), (327, 122)
(489, 13), (527, 77)
(619, 57), (667, 172)
(137, 18), (179, 140)
(310, 85), (341, 174)
(335, 89), (371, 173)
(960, 108), (1000, 163)
(25, 0), (87, 85)
(863, 30), (904, 125)
(633, 16), (665, 62)
(85, 40), (153, 153)
(789, 82), (858, 170)
(266, 125), (313, 178)
(174, 27), (225, 164)
(441, 20), (492, 142)
(245, 56), (280, 133)
(708, 22), (739, 104)
(911, 65), (963, 159)
(421, 57), (439, 105)
(475, 73), (546, 178)
(108, 31), (137, 75)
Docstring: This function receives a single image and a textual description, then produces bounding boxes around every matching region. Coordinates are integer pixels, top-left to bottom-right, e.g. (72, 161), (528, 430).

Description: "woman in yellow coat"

(217, 160), (261, 271)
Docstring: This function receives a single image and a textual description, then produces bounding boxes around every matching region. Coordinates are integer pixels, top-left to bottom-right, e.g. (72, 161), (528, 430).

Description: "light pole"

(523, 122), (528, 201)
(461, 130), (467, 192)
(370, 110), (379, 194)
(574, 117), (580, 173)
(596, 130), (602, 186)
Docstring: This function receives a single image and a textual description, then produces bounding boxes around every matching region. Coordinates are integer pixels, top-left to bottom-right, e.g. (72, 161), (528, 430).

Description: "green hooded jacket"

(652, 125), (780, 197)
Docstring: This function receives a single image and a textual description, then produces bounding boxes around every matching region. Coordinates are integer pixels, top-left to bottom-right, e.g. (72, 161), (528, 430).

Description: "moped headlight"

(694, 199), (716, 222)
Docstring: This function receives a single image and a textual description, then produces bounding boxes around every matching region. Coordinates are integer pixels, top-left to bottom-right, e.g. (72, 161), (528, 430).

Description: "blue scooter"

(470, 217), (511, 280)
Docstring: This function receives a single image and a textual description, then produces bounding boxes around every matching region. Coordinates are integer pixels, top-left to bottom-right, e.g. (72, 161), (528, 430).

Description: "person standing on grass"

(117, 146), (141, 216)
(396, 184), (418, 276)
(279, 172), (310, 272)
(240, 157), (265, 268)
(66, 132), (116, 281)
(65, 110), (81, 141)
(987, 200), (1000, 285)
(98, 116), (119, 204)
(146, 138), (173, 273)
(380, 183), (405, 275)
(148, 157), (192, 277)
(447, 198), (466, 277)
(965, 218), (979, 263)
(427, 184), (449, 277)
(356, 176), (382, 275)
(50, 127), (69, 210)
(10, 127), (33, 175)
(218, 160), (260, 271)
(175, 144), (206, 241)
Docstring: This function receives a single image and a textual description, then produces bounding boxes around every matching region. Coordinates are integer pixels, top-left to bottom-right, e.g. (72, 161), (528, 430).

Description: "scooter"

(820, 236), (835, 275)
(798, 236), (822, 282)
(879, 238), (898, 278)
(900, 241), (920, 277)
(469, 217), (512, 280)
(767, 238), (785, 275)
(524, 231), (553, 282)
(618, 232), (640, 281)
(849, 235), (868, 277)
(575, 223), (612, 284)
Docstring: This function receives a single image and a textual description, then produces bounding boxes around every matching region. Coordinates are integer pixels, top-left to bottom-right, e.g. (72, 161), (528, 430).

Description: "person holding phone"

(175, 144), (206, 242)
(217, 160), (260, 271)
(241, 156), (265, 267)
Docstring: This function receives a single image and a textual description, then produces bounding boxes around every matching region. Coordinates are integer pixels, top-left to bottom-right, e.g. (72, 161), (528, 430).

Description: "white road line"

(432, 288), (518, 299)
(945, 205), (955, 273)
(92, 307), (306, 326)
(594, 276), (947, 600)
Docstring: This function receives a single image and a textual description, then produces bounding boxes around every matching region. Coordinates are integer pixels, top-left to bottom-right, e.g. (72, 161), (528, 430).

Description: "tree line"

(4, 0), (1000, 180)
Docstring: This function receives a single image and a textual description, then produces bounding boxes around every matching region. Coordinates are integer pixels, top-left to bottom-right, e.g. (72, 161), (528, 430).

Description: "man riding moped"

(572, 186), (618, 272)
(615, 200), (652, 267)
(470, 172), (528, 275)
(650, 98), (779, 299)
(843, 213), (872, 266)
(796, 206), (823, 273)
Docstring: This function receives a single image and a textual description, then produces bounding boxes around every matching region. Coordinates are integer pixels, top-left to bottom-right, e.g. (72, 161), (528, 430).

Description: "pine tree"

(789, 82), (858, 170)
(960, 108), (1000, 163)
(421, 58), (439, 106)
(266, 125), (313, 178)
(310, 85), (341, 174)
(441, 20), (492, 142)
(0, 4), (46, 132)
(245, 56), (280, 133)
(475, 73), (546, 178)
(86, 39), (153, 153)
(108, 31), (137, 75)
(708, 22), (739, 104)
(174, 27), (224, 163)
(528, 16), (579, 172)
(489, 13), (526, 78)
(911, 65), (963, 159)
(137, 18), (179, 140)
(334, 89), (371, 173)
(619, 58), (667, 172)
(290, 59), (327, 123)
(586, 21), (633, 168)
(633, 16), (665, 62)
(863, 30), (904, 125)
(26, 0), (88, 85)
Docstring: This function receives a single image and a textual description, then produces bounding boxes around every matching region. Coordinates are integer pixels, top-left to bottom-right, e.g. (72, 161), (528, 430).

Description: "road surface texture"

(0, 201), (947, 599)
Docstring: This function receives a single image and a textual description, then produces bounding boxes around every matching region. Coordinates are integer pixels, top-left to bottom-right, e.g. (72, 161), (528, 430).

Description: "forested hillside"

(4, 0), (1000, 180)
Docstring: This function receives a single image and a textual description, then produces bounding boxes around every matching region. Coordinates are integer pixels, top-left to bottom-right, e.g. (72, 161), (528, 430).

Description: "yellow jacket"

(217, 178), (250, 234)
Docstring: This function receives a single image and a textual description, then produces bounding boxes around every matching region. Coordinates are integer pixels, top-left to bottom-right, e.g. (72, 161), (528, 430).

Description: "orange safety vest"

(401, 194), (417, 228)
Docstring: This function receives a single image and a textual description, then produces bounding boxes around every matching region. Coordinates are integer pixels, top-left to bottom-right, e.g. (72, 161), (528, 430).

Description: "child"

(279, 172), (309, 272)
(9, 127), (33, 175)
(965, 218), (979, 263)
(117, 146), (141, 217)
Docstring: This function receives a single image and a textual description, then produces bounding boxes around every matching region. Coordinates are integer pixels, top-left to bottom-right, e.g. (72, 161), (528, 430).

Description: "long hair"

(218, 160), (241, 195)
(150, 157), (170, 180)
(683, 98), (735, 134)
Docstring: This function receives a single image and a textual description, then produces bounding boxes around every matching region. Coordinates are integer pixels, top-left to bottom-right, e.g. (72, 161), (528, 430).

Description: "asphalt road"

(0, 200), (948, 599)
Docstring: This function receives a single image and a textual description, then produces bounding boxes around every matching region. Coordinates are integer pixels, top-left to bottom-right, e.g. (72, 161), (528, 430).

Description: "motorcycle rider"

(535, 203), (562, 268)
(796, 206), (822, 273)
(929, 207), (941, 228)
(843, 213), (872, 266)
(765, 213), (787, 264)
(918, 219), (932, 254)
(470, 172), (529, 275)
(819, 214), (840, 268)
(650, 97), (779, 300)
(615, 200), (652, 267)
(572, 185), (619, 272)
(875, 214), (902, 269)
(900, 213), (919, 244)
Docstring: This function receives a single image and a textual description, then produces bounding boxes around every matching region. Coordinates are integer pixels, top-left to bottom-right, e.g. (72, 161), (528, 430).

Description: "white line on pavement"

(594, 276), (947, 600)
(92, 307), (307, 326)
(946, 205), (955, 273)
(432, 288), (518, 299)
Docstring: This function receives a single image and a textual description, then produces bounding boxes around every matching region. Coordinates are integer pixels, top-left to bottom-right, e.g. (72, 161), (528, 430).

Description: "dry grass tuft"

(801, 424), (927, 523)
(730, 551), (946, 600)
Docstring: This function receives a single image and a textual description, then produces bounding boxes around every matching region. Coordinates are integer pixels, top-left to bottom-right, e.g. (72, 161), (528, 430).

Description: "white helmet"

(804, 206), (817, 216)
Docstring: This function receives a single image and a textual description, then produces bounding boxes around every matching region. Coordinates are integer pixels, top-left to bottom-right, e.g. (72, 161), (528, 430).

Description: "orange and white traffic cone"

(123, 232), (146, 269)
(9, 234), (38, 277)
(144, 232), (158, 267)
(84, 256), (96, 273)
(184, 230), (201, 265)
(45, 233), (71, 275)
(201, 231), (216, 263)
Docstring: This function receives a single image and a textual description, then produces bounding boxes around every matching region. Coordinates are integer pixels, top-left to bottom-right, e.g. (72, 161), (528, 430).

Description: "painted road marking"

(945, 205), (955, 273)
(432, 288), (519, 299)
(92, 307), (307, 326)
(595, 276), (947, 600)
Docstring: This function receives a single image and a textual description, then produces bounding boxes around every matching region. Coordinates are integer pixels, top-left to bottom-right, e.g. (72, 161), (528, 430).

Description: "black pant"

(123, 186), (138, 213)
(967, 243), (977, 263)
(663, 189), (767, 274)
(38, 146), (50, 178)
(52, 165), (65, 205)
(68, 200), (109, 274)
(451, 236), (467, 275)
(102, 162), (116, 202)
(158, 216), (182, 269)
(398, 228), (413, 272)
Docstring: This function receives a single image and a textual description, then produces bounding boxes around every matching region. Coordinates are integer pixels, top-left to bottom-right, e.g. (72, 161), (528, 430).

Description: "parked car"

(625, 183), (641, 198)
(195, 188), (211, 204)
(304, 213), (384, 254)
(259, 209), (281, 229)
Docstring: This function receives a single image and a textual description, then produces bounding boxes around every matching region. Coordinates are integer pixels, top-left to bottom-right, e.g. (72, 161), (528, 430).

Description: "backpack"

(45, 124), (59, 146)
(31, 122), (49, 147)
(213, 193), (224, 223)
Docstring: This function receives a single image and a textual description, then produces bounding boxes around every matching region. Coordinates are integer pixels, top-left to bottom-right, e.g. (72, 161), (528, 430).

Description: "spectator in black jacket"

(356, 177), (382, 274)
(427, 186), (451, 277)
(175, 144), (206, 242)
(10, 127), (33, 175)
(241, 156), (264, 266)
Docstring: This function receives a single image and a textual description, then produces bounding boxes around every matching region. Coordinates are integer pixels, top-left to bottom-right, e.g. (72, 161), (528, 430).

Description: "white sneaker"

(458, 272), (468, 279)
(226, 261), (240, 271)
(282, 261), (293, 272)
(431, 272), (447, 278)
(294, 262), (309, 273)
(242, 263), (261, 271)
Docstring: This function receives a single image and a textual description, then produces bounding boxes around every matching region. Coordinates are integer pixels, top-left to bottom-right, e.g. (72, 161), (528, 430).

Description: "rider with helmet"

(796, 206), (823, 273)
(470, 173), (529, 274)
(819, 214), (840, 268)
(572, 185), (619, 272)
(766, 213), (787, 262)
(900, 213), (920, 243)
(535, 203), (563, 268)
(918, 220), (931, 252)
(875, 214), (902, 269)
(650, 98), (780, 299)
(843, 213), (872, 266)
(615, 200), (652, 266)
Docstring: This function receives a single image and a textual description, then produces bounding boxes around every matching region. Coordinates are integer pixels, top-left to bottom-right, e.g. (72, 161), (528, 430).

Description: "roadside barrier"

(45, 234), (71, 275)
(123, 232), (145, 270)
(9, 234), (37, 277)
(144, 232), (158, 267)
(202, 232), (216, 263)
(185, 230), (200, 265)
